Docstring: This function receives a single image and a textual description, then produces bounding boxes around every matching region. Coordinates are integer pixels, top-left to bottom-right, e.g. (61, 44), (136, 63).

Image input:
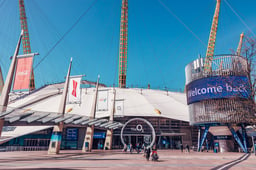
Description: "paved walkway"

(0, 150), (255, 170)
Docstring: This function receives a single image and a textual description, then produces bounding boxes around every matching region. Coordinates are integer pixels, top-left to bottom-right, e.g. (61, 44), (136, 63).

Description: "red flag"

(72, 80), (77, 97)
(68, 76), (82, 103)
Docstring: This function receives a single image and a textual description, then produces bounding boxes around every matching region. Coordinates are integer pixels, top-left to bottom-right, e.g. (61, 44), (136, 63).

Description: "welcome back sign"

(186, 76), (251, 104)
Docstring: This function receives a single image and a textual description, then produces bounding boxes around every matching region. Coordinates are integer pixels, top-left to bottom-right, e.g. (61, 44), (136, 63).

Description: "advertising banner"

(186, 76), (251, 104)
(97, 90), (108, 111)
(13, 57), (33, 90)
(68, 76), (82, 103)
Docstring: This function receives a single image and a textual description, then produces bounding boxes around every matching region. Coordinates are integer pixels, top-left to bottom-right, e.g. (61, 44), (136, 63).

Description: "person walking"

(180, 144), (183, 152)
(145, 146), (151, 161)
(151, 144), (159, 161)
(129, 143), (133, 153)
(185, 144), (190, 153)
(135, 143), (141, 153)
(122, 144), (127, 152)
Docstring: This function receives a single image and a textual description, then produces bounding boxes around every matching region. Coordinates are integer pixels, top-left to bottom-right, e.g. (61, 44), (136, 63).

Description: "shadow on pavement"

(211, 153), (251, 170)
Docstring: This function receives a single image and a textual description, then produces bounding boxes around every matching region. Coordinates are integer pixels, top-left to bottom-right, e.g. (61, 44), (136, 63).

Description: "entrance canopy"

(0, 109), (123, 129)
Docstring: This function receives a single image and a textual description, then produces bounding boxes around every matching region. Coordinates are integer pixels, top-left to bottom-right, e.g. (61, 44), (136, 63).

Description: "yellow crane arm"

(204, 0), (221, 72)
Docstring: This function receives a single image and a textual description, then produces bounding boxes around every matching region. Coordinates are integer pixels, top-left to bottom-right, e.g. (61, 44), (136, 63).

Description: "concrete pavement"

(0, 150), (255, 170)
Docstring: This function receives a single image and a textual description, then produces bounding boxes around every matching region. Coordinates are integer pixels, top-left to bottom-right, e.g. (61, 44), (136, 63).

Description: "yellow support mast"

(19, 0), (35, 90)
(204, 0), (221, 72)
(236, 32), (244, 56)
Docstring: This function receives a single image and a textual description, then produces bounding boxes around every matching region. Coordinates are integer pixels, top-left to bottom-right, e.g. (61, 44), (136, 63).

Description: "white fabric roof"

(1, 84), (189, 142)
(8, 84), (189, 122)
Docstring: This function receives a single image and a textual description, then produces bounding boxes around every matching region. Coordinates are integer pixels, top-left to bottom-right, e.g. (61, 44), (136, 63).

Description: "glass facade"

(0, 117), (198, 151)
(112, 116), (198, 149)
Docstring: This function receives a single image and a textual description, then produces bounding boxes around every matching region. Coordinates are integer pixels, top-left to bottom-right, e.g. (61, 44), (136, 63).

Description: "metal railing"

(0, 146), (48, 152)
(185, 55), (248, 84)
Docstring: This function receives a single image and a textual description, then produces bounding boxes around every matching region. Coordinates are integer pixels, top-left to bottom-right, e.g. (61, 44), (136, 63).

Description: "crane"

(204, 0), (221, 72)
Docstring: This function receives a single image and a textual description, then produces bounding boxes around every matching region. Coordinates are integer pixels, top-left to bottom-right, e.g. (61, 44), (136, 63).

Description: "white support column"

(104, 88), (116, 150)
(48, 122), (64, 154)
(197, 127), (201, 151)
(104, 129), (113, 150)
(0, 31), (23, 137)
(82, 125), (95, 152)
(252, 136), (255, 154)
(82, 75), (100, 152)
(48, 58), (72, 155)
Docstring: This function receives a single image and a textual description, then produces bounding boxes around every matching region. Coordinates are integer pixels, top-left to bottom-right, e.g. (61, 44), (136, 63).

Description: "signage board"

(97, 90), (108, 111)
(214, 135), (232, 140)
(186, 76), (251, 104)
(66, 128), (78, 141)
(93, 132), (106, 139)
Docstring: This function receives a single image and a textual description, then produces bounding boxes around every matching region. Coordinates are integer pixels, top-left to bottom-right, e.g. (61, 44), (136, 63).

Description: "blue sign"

(93, 132), (106, 139)
(51, 132), (62, 142)
(66, 128), (78, 141)
(214, 135), (232, 140)
(186, 76), (251, 104)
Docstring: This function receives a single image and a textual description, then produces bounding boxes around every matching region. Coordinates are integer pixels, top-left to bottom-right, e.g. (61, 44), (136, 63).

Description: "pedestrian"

(142, 143), (145, 151)
(122, 144), (127, 152)
(151, 144), (159, 161)
(254, 143), (256, 156)
(127, 143), (130, 152)
(185, 144), (190, 153)
(145, 146), (151, 161)
(206, 139), (209, 152)
(136, 143), (141, 153)
(142, 143), (146, 157)
(180, 144), (183, 152)
(129, 143), (133, 153)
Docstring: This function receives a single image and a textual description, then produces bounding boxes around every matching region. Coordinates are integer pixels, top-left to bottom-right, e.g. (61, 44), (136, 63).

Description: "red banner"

(13, 57), (33, 90)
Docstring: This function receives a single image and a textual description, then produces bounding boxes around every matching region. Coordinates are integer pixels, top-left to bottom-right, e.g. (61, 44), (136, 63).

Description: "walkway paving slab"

(0, 150), (255, 170)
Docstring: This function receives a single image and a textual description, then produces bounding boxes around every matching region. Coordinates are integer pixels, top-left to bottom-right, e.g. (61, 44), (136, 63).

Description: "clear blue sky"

(0, 0), (255, 91)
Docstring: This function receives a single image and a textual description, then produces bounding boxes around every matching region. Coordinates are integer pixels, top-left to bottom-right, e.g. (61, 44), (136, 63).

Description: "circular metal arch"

(120, 118), (156, 148)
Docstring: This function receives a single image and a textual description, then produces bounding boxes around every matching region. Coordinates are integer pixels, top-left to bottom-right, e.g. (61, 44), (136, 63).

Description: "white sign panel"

(115, 100), (124, 116)
(68, 76), (82, 103)
(97, 90), (108, 111)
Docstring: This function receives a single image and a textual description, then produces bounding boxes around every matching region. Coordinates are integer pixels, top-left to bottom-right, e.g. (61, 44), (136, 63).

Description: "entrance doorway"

(123, 135), (152, 147)
(121, 118), (156, 148)
(157, 135), (182, 149)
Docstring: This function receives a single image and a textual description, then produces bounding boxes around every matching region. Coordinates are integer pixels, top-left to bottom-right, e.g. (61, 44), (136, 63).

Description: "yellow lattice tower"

(204, 0), (221, 72)
(118, 0), (128, 88)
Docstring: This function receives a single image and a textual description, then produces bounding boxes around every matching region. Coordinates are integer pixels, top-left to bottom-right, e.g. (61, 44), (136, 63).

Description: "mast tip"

(21, 29), (24, 36)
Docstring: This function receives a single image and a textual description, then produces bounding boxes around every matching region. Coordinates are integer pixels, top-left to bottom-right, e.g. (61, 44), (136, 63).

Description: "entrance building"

(112, 116), (198, 150)
(1, 86), (197, 151)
